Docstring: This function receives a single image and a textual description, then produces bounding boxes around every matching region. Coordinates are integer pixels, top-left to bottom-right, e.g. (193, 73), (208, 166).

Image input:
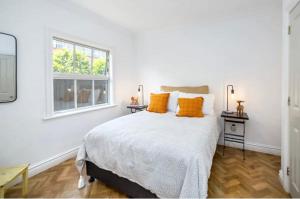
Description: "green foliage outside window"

(53, 49), (107, 75)
(92, 58), (106, 75)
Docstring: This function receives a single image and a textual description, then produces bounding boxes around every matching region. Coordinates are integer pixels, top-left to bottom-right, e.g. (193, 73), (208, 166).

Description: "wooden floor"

(5, 146), (289, 198)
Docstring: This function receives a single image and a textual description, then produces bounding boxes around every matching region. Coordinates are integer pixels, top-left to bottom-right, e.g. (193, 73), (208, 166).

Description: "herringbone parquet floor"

(5, 146), (290, 198)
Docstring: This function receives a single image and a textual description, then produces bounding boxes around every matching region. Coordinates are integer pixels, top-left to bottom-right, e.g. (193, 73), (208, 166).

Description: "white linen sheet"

(76, 111), (220, 198)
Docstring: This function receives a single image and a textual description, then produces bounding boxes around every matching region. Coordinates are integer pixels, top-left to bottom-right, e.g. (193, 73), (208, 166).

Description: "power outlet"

(230, 124), (236, 132)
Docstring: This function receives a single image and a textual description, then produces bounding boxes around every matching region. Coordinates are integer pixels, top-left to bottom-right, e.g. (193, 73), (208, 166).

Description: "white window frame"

(44, 30), (115, 119)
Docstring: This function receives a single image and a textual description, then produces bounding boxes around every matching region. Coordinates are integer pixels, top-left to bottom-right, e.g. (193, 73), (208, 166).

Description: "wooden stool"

(0, 164), (29, 198)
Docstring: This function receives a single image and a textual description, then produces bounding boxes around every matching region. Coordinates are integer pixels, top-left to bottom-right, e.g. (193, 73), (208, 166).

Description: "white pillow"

(148, 91), (179, 112)
(177, 92), (215, 115)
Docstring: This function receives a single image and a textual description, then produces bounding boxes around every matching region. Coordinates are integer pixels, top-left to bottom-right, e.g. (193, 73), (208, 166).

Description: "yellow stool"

(0, 164), (29, 198)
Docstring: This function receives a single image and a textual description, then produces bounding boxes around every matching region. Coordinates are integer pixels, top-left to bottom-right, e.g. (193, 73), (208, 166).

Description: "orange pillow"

(176, 97), (204, 117)
(147, 93), (170, 113)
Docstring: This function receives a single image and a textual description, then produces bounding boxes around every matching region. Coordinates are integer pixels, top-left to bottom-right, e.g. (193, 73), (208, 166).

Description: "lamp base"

(224, 111), (234, 114)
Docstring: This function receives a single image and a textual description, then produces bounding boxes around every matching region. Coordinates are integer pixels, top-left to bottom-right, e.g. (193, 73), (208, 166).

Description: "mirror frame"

(0, 32), (17, 103)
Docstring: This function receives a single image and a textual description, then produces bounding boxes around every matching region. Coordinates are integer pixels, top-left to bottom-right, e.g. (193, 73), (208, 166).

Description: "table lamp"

(138, 85), (144, 106)
(225, 85), (235, 114)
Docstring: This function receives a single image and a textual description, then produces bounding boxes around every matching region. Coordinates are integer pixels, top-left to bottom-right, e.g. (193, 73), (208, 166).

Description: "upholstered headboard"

(160, 85), (209, 94)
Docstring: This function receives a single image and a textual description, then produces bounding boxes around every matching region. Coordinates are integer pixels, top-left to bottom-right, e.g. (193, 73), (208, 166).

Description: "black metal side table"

(127, 105), (148, 113)
(221, 111), (249, 160)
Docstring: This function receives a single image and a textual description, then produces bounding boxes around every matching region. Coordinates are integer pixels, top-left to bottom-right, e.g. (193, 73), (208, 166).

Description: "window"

(52, 37), (111, 113)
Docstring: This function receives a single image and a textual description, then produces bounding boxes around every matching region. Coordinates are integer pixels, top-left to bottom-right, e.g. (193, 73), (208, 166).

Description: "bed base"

(86, 161), (157, 198)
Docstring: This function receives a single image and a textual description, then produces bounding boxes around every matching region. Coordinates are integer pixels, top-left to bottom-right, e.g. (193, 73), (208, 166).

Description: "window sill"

(43, 104), (118, 120)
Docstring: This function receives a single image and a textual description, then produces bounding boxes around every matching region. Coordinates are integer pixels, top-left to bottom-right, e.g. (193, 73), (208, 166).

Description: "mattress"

(76, 111), (220, 198)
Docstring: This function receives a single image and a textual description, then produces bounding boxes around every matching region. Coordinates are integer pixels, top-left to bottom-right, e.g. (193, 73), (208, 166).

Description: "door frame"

(281, 0), (300, 193)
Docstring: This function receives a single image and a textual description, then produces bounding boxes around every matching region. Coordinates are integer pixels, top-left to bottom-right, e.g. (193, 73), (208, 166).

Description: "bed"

(76, 86), (220, 198)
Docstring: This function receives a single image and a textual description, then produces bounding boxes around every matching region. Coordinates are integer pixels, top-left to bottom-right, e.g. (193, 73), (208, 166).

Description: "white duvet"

(76, 111), (220, 198)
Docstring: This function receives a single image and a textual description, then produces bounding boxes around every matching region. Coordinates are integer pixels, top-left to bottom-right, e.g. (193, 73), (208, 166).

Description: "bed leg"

(88, 177), (95, 183)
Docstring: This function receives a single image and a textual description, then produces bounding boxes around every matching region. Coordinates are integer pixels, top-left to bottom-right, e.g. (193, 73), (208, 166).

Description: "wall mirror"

(0, 32), (17, 103)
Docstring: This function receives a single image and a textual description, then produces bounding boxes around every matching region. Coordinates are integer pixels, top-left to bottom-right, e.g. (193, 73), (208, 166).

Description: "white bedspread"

(76, 111), (220, 198)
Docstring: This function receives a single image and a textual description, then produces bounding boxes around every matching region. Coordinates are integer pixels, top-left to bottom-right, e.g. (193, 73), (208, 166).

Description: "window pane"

(94, 80), (108, 105)
(52, 39), (74, 73)
(77, 80), (92, 108)
(75, 45), (92, 74)
(92, 50), (107, 75)
(54, 79), (75, 111)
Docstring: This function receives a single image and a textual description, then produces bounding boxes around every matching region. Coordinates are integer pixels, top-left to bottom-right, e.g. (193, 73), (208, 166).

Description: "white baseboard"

(218, 139), (281, 155)
(7, 146), (79, 188)
(29, 146), (79, 177)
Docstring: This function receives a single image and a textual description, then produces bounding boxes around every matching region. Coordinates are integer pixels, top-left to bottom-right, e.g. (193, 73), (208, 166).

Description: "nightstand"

(221, 111), (249, 160)
(127, 105), (148, 113)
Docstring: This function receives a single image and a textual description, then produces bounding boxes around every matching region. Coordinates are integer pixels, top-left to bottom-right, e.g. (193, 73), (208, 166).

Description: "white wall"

(136, 0), (282, 154)
(0, 0), (136, 169)
(281, 0), (300, 192)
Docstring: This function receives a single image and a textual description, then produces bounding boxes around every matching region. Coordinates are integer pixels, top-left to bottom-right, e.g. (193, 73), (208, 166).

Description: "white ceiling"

(69, 0), (272, 32)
